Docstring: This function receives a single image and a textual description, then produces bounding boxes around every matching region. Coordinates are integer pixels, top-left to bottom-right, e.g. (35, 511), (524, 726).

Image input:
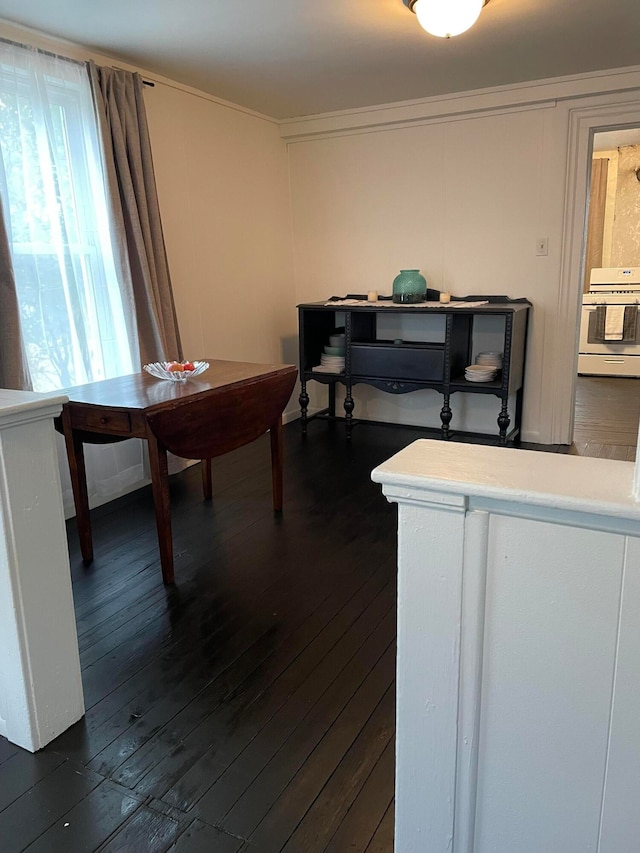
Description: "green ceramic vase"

(392, 269), (427, 304)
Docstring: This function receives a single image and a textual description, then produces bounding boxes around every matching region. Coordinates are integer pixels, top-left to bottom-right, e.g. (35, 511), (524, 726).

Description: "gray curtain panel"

(583, 157), (609, 294)
(88, 61), (182, 365)
(0, 197), (32, 391)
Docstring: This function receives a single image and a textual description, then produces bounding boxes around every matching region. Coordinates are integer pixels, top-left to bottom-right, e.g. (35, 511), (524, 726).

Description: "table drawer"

(350, 343), (445, 382)
(71, 407), (132, 435)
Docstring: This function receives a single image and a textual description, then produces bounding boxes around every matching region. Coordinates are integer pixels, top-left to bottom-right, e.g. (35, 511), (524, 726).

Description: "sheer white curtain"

(0, 41), (148, 514)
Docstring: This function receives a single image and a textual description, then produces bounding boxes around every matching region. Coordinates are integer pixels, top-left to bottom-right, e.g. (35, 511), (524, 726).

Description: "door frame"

(552, 97), (640, 446)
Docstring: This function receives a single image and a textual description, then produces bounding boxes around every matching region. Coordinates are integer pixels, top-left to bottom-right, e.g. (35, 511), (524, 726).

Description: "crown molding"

(279, 64), (640, 143)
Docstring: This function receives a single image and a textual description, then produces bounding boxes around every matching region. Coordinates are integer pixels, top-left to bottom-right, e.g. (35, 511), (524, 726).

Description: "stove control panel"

(589, 267), (640, 291)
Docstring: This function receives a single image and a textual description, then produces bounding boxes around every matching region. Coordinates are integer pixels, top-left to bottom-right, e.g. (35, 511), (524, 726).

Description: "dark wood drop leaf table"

(57, 360), (297, 584)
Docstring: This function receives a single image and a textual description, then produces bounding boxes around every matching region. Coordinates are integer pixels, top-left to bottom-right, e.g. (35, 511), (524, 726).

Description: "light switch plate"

(536, 237), (549, 256)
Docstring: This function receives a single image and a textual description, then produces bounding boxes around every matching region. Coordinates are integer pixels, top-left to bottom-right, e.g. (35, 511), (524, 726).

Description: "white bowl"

(465, 364), (495, 373)
(476, 358), (502, 366)
(465, 366), (497, 382)
(143, 361), (209, 382)
(465, 374), (496, 383)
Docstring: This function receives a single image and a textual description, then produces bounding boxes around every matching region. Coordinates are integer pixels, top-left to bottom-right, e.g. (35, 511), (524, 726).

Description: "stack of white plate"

(317, 352), (345, 374)
(465, 364), (497, 382)
(475, 351), (502, 369)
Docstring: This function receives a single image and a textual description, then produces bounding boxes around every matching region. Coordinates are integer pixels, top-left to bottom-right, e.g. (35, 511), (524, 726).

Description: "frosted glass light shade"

(413, 0), (484, 37)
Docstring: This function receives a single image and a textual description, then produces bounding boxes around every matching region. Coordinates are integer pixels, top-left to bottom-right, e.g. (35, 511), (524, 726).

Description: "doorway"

(572, 126), (640, 461)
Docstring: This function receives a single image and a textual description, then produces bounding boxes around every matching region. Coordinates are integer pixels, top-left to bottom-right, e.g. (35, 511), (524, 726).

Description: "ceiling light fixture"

(403, 0), (491, 38)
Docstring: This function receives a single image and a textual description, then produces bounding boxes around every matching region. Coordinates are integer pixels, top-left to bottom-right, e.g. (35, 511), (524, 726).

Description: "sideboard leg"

(440, 394), (453, 440)
(328, 382), (336, 418)
(498, 399), (511, 444)
(299, 380), (309, 436)
(513, 387), (524, 445)
(344, 386), (355, 440)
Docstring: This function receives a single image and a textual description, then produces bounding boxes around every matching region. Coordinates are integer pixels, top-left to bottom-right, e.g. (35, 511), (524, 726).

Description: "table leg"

(270, 418), (284, 512)
(328, 382), (336, 418)
(201, 459), (212, 500)
(61, 408), (93, 564)
(146, 431), (174, 584)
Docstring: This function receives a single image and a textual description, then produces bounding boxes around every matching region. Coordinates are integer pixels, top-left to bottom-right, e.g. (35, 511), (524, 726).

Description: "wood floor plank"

(125, 559), (393, 803)
(0, 749), (67, 813)
(75, 462), (392, 768)
(0, 736), (19, 768)
(189, 592), (395, 829)
(214, 635), (395, 841)
(79, 495), (331, 713)
(96, 802), (182, 852)
(84, 538), (373, 781)
(242, 651), (396, 851)
(324, 737), (396, 853)
(0, 762), (104, 853)
(23, 780), (143, 853)
(167, 819), (244, 853)
(364, 800), (395, 853)
(58, 550), (340, 766)
(573, 376), (640, 446)
(280, 686), (395, 853)
(156, 568), (394, 811)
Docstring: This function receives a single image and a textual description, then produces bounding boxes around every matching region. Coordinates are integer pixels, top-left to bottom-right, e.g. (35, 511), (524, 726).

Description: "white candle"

(367, 290), (378, 302)
(439, 292), (451, 303)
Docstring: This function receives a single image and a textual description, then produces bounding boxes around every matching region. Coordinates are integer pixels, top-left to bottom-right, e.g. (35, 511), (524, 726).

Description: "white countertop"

(372, 439), (640, 523)
(0, 388), (67, 429)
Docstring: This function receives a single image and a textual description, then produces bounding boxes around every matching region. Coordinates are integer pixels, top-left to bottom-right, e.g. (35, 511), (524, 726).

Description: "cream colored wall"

(144, 86), (298, 396)
(288, 108), (561, 441)
(611, 145), (640, 266)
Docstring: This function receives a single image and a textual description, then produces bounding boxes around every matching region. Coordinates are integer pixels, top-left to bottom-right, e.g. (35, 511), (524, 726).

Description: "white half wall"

(0, 390), (84, 752)
(373, 440), (640, 852)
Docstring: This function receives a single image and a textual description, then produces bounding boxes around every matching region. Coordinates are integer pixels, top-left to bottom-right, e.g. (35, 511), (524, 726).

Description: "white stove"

(578, 267), (640, 377)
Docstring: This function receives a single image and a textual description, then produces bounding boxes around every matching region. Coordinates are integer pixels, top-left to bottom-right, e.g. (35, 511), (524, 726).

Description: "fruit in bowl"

(143, 360), (210, 382)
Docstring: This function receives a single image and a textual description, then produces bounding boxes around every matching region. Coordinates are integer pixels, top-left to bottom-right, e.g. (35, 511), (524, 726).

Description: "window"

(0, 42), (138, 391)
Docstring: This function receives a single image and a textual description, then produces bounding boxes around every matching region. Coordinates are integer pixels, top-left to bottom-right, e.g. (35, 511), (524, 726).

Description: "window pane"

(0, 44), (138, 391)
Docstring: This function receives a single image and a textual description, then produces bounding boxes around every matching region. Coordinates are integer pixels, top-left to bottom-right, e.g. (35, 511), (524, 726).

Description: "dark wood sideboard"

(297, 296), (531, 444)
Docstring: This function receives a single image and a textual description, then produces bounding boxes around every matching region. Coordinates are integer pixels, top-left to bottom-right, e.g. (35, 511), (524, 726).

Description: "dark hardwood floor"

(571, 375), (639, 460)
(2, 382), (637, 852)
(1, 421), (405, 853)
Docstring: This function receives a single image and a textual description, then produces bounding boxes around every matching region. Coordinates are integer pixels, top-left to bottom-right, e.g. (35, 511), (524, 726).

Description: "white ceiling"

(0, 0), (639, 120)
(594, 128), (640, 151)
